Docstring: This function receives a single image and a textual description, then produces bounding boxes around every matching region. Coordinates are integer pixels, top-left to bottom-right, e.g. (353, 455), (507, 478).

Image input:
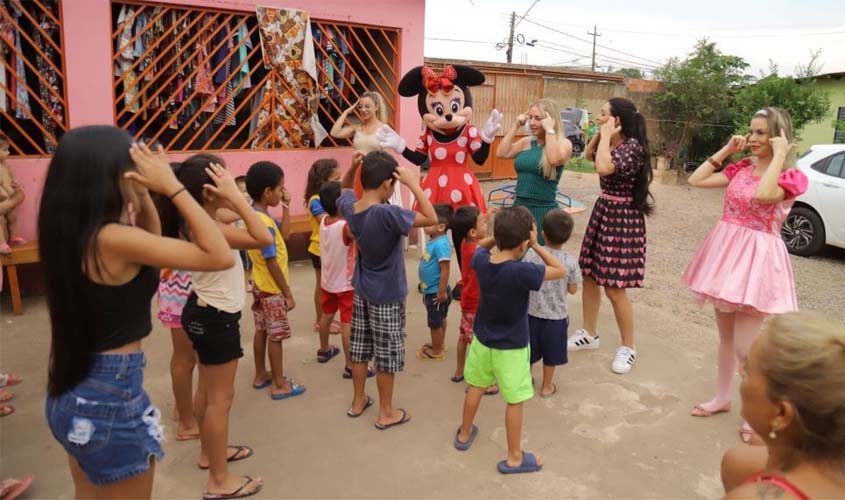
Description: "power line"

(425, 37), (498, 45)
(539, 38), (659, 70)
(522, 17), (664, 65)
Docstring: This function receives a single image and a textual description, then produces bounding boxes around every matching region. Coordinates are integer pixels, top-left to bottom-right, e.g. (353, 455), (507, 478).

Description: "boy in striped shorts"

(338, 151), (437, 429)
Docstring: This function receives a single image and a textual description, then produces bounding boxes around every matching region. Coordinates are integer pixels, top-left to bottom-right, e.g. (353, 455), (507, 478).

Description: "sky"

(424, 0), (845, 78)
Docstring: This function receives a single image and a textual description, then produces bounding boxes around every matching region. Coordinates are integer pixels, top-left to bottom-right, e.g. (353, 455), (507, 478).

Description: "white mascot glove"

(376, 124), (407, 153)
(480, 109), (503, 144)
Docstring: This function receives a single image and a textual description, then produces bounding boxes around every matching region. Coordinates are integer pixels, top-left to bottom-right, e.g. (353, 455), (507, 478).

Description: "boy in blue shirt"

(417, 203), (454, 361)
(338, 151), (437, 429)
(453, 206), (566, 474)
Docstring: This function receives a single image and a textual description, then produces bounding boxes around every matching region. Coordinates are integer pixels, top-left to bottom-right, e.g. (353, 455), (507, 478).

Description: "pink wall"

(7, 0), (426, 240)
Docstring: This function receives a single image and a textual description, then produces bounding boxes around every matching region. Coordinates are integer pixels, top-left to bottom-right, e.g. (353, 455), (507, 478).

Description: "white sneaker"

(568, 329), (600, 351)
(611, 346), (636, 374)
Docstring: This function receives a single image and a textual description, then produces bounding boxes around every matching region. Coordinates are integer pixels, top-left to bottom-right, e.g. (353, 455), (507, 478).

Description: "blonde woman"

(496, 99), (572, 244)
(330, 92), (388, 197)
(683, 108), (807, 443)
(720, 312), (845, 499)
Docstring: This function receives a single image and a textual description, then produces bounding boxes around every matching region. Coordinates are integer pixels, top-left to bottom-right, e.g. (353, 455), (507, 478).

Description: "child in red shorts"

(450, 206), (497, 394)
(319, 181), (378, 379)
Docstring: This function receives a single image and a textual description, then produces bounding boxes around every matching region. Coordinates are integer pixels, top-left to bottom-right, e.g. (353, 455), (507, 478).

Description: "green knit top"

(514, 138), (563, 206)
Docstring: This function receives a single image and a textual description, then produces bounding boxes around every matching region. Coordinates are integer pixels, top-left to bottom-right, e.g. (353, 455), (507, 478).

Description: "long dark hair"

(39, 126), (135, 397)
(608, 97), (654, 216)
(304, 158), (339, 204)
(156, 153), (222, 241)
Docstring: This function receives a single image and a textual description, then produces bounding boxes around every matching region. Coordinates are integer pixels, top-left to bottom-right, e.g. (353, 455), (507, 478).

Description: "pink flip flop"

(1, 476), (34, 500)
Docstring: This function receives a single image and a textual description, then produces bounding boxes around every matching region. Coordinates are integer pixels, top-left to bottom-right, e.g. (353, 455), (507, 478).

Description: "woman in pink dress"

(682, 107), (808, 443)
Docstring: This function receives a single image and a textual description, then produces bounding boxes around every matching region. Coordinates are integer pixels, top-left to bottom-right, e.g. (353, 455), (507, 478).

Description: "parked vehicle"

(560, 108), (586, 157)
(781, 144), (845, 256)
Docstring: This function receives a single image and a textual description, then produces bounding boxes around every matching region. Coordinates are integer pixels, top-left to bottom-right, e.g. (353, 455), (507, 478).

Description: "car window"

(826, 154), (845, 178)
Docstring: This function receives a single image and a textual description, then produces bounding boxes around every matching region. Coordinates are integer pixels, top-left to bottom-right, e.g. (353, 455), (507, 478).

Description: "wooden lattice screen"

(111, 1), (400, 151)
(0, 0), (68, 156)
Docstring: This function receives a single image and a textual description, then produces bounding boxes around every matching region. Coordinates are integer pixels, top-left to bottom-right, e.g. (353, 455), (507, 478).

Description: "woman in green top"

(496, 99), (572, 244)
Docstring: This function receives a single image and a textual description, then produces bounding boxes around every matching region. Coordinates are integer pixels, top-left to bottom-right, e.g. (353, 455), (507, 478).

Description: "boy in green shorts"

(453, 206), (566, 474)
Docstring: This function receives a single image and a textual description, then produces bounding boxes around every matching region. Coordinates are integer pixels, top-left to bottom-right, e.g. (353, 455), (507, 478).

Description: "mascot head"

(398, 64), (485, 135)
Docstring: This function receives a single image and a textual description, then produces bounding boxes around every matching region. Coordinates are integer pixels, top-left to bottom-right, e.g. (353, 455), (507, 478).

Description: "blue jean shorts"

(45, 352), (164, 485)
(422, 286), (452, 329)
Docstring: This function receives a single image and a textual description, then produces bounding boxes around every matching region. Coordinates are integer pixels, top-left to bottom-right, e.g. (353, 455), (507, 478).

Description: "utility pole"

(587, 25), (601, 72)
(506, 11), (516, 63)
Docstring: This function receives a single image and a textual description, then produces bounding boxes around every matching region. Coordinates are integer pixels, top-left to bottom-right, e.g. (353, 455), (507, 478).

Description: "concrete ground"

(2, 172), (843, 499)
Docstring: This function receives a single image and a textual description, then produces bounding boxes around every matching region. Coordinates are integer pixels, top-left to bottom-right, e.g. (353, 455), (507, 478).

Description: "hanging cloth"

(114, 5), (139, 114)
(33, 0), (62, 152)
(253, 6), (327, 148)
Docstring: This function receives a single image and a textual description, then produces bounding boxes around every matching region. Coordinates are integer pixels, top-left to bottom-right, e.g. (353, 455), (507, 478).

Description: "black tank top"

(83, 266), (159, 351)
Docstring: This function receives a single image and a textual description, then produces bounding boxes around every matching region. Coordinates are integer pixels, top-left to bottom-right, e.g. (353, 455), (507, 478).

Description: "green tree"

(649, 40), (750, 166)
(616, 68), (644, 79)
(731, 64), (830, 138)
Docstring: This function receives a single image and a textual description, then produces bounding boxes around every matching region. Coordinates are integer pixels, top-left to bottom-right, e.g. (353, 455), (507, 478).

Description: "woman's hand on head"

(769, 129), (796, 159)
(540, 112), (555, 131)
(599, 119), (621, 140)
(724, 134), (750, 156)
(126, 142), (181, 195)
(516, 111), (530, 126)
(345, 100), (359, 116)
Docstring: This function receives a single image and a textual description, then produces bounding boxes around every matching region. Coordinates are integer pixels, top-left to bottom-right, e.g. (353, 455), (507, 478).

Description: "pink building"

(2, 0), (425, 254)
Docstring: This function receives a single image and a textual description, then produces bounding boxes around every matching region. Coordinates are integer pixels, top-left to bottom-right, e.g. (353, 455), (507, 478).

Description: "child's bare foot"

(252, 372), (271, 389)
(176, 422), (201, 441)
(204, 474), (262, 499)
(539, 384), (557, 398)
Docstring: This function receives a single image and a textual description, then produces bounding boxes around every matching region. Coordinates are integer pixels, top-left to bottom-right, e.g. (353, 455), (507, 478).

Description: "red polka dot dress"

(414, 125), (487, 212)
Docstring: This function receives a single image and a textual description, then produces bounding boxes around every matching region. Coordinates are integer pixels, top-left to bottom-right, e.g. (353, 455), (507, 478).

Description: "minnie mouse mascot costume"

(377, 64), (502, 271)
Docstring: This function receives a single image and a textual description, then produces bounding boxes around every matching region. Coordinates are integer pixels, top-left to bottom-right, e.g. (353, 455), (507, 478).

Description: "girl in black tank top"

(38, 127), (235, 498)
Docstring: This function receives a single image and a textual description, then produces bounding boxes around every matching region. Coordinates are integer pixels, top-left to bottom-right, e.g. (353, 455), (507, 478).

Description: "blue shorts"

(45, 352), (164, 485)
(529, 316), (569, 366)
(423, 287), (452, 329)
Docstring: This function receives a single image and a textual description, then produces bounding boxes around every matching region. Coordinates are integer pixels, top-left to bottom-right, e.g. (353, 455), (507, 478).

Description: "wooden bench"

(0, 218), (311, 316)
(0, 242), (39, 315)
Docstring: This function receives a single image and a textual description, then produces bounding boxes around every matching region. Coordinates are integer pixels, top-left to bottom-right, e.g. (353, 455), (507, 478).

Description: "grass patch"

(565, 157), (596, 173)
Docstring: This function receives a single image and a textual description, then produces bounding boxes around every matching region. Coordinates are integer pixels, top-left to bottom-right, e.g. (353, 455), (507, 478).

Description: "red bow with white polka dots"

(422, 65), (458, 95)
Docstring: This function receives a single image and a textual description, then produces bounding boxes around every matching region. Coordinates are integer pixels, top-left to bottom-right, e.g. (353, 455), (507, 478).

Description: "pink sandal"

(739, 422), (755, 443)
(8, 236), (26, 246)
(0, 476), (34, 500)
(690, 402), (731, 417)
(0, 373), (22, 388)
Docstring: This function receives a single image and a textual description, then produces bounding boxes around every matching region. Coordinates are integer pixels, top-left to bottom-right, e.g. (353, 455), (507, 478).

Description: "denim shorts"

(45, 352), (164, 485)
(422, 286), (452, 329)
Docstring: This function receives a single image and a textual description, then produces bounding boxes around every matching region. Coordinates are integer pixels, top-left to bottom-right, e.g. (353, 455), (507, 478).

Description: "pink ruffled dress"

(682, 159), (808, 315)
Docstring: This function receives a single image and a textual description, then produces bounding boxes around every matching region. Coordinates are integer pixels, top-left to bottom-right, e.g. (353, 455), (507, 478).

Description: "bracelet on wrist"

(169, 186), (187, 200)
(707, 157), (721, 169)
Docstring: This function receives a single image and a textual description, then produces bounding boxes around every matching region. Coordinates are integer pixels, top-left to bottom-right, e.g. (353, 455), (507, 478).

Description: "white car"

(781, 144), (845, 256)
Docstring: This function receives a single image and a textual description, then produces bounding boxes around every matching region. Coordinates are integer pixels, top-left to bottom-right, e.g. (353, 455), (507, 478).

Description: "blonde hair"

(529, 99), (565, 179)
(360, 91), (388, 124)
(758, 312), (845, 460)
(753, 107), (797, 169)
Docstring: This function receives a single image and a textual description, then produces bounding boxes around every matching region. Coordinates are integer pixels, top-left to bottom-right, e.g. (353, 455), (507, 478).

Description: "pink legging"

(708, 309), (765, 407)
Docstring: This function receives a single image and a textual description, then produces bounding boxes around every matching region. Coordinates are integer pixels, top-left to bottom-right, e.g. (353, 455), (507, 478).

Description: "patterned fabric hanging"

(252, 6), (326, 148)
(32, 0), (62, 152)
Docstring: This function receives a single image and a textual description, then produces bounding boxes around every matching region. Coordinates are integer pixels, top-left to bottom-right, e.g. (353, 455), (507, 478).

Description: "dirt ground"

(1, 171), (843, 499)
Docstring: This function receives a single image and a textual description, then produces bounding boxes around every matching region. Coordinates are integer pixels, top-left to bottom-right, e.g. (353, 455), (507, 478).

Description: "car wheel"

(782, 206), (825, 256)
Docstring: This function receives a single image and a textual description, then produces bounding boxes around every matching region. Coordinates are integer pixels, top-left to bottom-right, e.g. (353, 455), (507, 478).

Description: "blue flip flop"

(497, 452), (542, 474)
(252, 379), (271, 390)
(271, 384), (306, 401)
(454, 424), (478, 451)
